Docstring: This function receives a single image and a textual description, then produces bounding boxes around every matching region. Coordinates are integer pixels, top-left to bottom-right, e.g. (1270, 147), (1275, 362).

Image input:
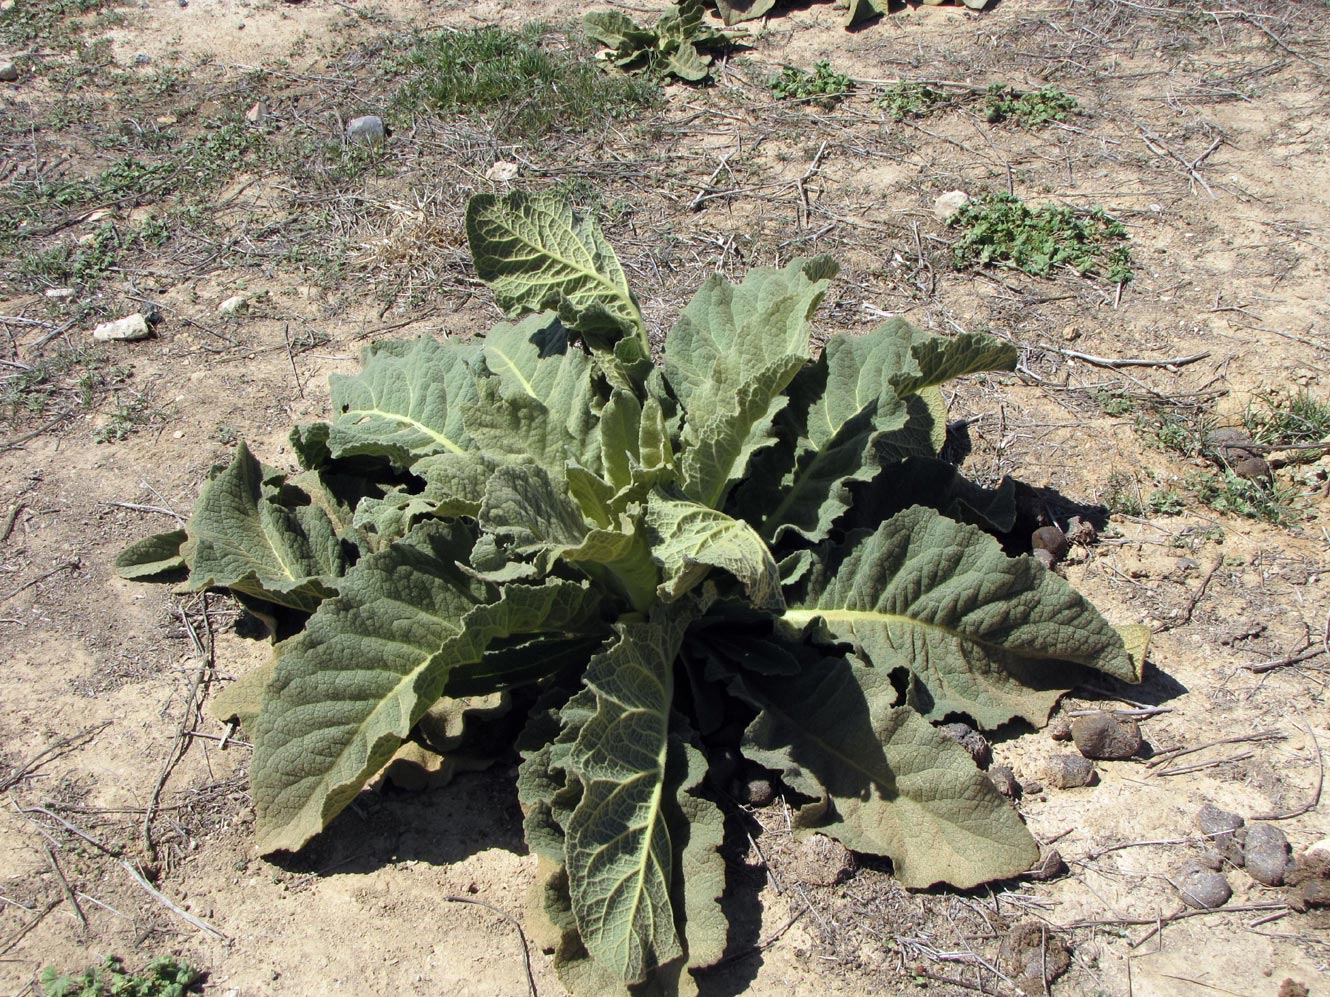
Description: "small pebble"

(1243, 823), (1290, 886)
(1197, 803), (1245, 865)
(219, 295), (249, 316)
(1022, 779), (1043, 794)
(933, 190), (970, 223)
(988, 765), (1020, 798)
(133, 53), (151, 66)
(1071, 713), (1142, 760)
(1027, 848), (1067, 881)
(1032, 548), (1057, 571)
(345, 114), (385, 145)
(1173, 863), (1231, 909)
(1045, 754), (1097, 789)
(1064, 515), (1096, 545)
(45, 287), (75, 299)
(1048, 717), (1072, 741)
(790, 834), (855, 887)
(939, 722), (991, 768)
(485, 161), (519, 182)
(91, 314), (151, 342)
(1298, 879), (1330, 909)
(0, 62), (18, 83)
(246, 101), (267, 124)
(1031, 525), (1070, 562)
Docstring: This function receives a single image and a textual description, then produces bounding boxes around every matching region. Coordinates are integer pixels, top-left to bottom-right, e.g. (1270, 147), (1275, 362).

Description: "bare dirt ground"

(2, 1), (1328, 995)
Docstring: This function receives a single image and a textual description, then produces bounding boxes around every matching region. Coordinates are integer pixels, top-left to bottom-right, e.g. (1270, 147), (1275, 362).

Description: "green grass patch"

(397, 23), (659, 140)
(2, 343), (128, 422)
(770, 60), (853, 103)
(1190, 471), (1301, 527)
(39, 956), (201, 997)
(1244, 390), (1330, 448)
(949, 193), (1133, 282)
(983, 84), (1079, 126)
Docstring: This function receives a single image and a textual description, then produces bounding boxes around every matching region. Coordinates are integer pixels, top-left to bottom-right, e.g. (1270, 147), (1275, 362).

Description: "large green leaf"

(888, 328), (1017, 400)
(184, 442), (349, 612)
(463, 320), (601, 472)
(781, 506), (1139, 728)
(664, 258), (836, 508)
(480, 464), (659, 612)
(466, 191), (644, 349)
(327, 337), (479, 466)
(251, 521), (597, 853)
(565, 613), (689, 984)
(714, 0), (776, 26)
(645, 493), (781, 611)
(114, 528), (187, 579)
(739, 657), (1039, 888)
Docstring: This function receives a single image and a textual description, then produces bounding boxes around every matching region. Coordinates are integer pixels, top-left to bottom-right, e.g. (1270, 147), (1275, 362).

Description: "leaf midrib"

(342, 406), (466, 455)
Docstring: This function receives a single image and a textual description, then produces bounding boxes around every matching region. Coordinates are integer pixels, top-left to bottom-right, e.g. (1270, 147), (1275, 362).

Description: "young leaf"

(251, 521), (599, 853)
(184, 442), (348, 613)
(466, 191), (645, 350)
(738, 657), (1039, 888)
(781, 505), (1139, 729)
(114, 529), (188, 579)
(645, 493), (781, 610)
(565, 612), (690, 984)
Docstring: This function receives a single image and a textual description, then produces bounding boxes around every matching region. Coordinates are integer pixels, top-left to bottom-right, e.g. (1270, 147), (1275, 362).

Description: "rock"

(939, 722), (991, 768)
(1299, 879), (1330, 909)
(91, 314), (152, 342)
(1022, 779), (1043, 794)
(1204, 426), (1269, 478)
(133, 53), (151, 66)
(933, 190), (970, 223)
(790, 833), (855, 887)
(1071, 713), (1142, 760)
(998, 922), (1071, 993)
(485, 161), (519, 182)
(1197, 803), (1245, 865)
(1064, 515), (1096, 545)
(0, 62), (18, 83)
(245, 101), (267, 124)
(1173, 863), (1231, 909)
(1048, 717), (1072, 741)
(219, 295), (249, 316)
(731, 760), (774, 807)
(1046, 754), (1097, 789)
(45, 287), (74, 299)
(345, 114), (385, 145)
(1231, 452), (1271, 480)
(1031, 525), (1070, 562)
(1277, 981), (1309, 997)
(1032, 548), (1057, 571)
(988, 765), (1020, 798)
(1027, 848), (1067, 881)
(1243, 824), (1290, 886)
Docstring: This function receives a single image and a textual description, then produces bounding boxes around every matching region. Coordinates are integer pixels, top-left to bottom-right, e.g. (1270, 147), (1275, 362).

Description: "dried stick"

(1146, 730), (1285, 769)
(0, 559), (79, 605)
(44, 847), (87, 933)
(1241, 644), (1325, 673)
(1253, 714), (1323, 821)
(121, 861), (227, 940)
(440, 896), (536, 997)
(143, 601), (213, 861)
(0, 722), (112, 793)
(0, 501), (22, 542)
(1058, 349), (1211, 369)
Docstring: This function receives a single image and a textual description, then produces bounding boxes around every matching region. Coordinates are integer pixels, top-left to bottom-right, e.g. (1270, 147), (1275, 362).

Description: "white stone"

(45, 287), (74, 298)
(219, 295), (249, 315)
(485, 161), (519, 182)
(245, 101), (267, 124)
(92, 314), (151, 342)
(933, 190), (971, 223)
(345, 114), (385, 145)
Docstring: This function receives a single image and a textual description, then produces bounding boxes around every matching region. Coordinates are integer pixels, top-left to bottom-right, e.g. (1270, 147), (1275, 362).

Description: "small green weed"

(93, 392), (171, 444)
(397, 24), (659, 140)
(1097, 391), (1135, 417)
(1244, 390), (1330, 449)
(1143, 409), (1210, 458)
(1147, 488), (1187, 516)
(949, 193), (1133, 282)
(1, 346), (127, 421)
(1190, 471), (1300, 527)
(38, 955), (201, 997)
(1103, 472), (1145, 517)
(878, 82), (951, 120)
(983, 84), (1079, 127)
(770, 60), (853, 103)
(0, 0), (121, 49)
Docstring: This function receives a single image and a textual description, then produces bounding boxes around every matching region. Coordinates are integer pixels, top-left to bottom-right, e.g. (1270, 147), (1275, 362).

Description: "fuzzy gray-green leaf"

(466, 191), (643, 344)
(185, 442), (348, 612)
(251, 521), (597, 854)
(740, 657), (1039, 888)
(646, 493), (781, 610)
(781, 505), (1138, 728)
(565, 613), (689, 983)
(114, 529), (188, 579)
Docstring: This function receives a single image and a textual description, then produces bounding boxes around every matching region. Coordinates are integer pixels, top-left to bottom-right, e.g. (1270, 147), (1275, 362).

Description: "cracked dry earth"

(1, 1), (1328, 995)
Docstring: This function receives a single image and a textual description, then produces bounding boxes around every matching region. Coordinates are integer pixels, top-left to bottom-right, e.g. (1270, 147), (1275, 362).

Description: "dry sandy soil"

(2, 0), (1328, 995)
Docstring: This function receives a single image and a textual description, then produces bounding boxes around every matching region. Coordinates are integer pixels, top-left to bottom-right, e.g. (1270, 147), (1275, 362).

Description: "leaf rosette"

(120, 189), (1144, 995)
